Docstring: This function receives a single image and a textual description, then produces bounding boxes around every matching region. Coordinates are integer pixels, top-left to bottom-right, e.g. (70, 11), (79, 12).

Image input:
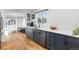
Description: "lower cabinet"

(34, 30), (45, 46)
(25, 27), (34, 39)
(45, 32), (71, 50)
(29, 29), (34, 39)
(67, 37), (79, 50)
(45, 32), (54, 50)
(25, 27), (30, 37)
(25, 27), (28, 34)
(45, 32), (68, 50)
(26, 28), (79, 50)
(38, 30), (45, 46)
(54, 34), (68, 50)
(46, 32), (79, 50)
(33, 29), (37, 41)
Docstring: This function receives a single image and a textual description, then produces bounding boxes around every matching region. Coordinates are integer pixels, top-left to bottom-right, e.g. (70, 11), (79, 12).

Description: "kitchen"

(0, 9), (79, 50)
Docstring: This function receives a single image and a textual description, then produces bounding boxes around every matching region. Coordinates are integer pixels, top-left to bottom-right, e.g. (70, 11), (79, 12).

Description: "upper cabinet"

(27, 13), (30, 21)
(32, 14), (35, 19)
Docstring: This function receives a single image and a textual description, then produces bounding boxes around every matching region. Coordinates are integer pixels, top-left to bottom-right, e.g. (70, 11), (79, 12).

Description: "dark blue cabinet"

(45, 32), (54, 49)
(29, 29), (34, 39)
(54, 34), (67, 50)
(67, 37), (79, 50)
(33, 29), (37, 41)
(45, 32), (68, 50)
(25, 27), (28, 34)
(26, 27), (79, 50)
(25, 27), (30, 37)
(33, 29), (45, 46)
(45, 32), (79, 50)
(25, 27), (34, 39)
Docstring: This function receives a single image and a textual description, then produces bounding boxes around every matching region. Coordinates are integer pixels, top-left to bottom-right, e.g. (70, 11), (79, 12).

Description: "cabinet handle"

(38, 32), (41, 35)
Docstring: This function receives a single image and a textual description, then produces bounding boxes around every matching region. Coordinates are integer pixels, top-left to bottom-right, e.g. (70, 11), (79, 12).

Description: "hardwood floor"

(1, 32), (47, 50)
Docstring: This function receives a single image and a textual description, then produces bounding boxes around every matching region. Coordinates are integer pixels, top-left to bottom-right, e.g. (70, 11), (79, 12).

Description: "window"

(35, 10), (48, 24)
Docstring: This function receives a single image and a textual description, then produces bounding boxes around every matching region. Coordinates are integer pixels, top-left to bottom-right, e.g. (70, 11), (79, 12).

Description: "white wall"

(47, 9), (79, 31)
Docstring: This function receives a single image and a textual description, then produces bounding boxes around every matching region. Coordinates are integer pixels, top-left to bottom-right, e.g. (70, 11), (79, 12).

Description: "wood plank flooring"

(1, 32), (47, 50)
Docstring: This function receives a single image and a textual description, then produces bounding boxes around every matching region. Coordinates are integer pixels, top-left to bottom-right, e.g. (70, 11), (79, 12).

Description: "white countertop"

(27, 26), (79, 38)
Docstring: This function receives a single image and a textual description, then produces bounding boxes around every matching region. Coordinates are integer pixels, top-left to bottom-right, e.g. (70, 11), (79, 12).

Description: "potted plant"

(73, 28), (79, 35)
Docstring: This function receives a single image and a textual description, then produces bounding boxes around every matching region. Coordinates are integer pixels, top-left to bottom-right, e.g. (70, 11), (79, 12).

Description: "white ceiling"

(0, 9), (39, 13)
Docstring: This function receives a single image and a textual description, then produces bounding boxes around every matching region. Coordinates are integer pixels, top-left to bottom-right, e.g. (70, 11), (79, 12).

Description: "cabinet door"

(45, 32), (54, 50)
(33, 29), (37, 41)
(36, 30), (41, 44)
(25, 28), (33, 39)
(27, 28), (31, 37)
(40, 31), (45, 46)
(25, 28), (30, 37)
(67, 37), (79, 50)
(54, 34), (66, 50)
(25, 28), (27, 33)
(36, 30), (45, 46)
(30, 29), (33, 39)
